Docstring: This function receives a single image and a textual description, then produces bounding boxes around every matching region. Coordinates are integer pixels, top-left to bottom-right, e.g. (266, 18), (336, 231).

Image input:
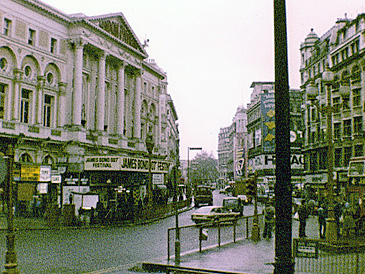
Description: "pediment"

(88, 13), (146, 56)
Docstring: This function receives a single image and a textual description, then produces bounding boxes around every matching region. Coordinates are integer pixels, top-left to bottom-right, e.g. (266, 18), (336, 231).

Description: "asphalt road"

(0, 190), (260, 273)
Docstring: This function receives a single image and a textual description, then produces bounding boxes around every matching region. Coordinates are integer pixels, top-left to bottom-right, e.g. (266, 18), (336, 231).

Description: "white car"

(191, 206), (240, 224)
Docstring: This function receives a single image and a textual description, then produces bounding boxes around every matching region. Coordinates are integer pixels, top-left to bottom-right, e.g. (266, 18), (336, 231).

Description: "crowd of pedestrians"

(294, 197), (363, 239)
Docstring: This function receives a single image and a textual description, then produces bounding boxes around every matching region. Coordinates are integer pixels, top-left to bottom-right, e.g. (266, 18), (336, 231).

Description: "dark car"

(194, 185), (213, 207)
(223, 197), (244, 216)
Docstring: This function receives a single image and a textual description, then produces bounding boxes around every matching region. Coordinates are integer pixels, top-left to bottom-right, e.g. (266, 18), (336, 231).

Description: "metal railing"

(167, 214), (263, 261)
(293, 238), (365, 274)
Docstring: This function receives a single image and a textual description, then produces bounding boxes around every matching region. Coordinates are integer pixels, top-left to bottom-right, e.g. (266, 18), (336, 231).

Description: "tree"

(190, 151), (219, 187)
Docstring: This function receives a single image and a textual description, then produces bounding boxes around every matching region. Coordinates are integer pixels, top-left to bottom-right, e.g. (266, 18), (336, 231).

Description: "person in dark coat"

(317, 203), (328, 239)
(263, 203), (275, 239)
(298, 200), (309, 237)
(334, 200), (342, 238)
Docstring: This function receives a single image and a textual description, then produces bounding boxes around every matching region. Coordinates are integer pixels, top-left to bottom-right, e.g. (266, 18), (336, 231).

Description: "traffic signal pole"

(250, 173), (260, 241)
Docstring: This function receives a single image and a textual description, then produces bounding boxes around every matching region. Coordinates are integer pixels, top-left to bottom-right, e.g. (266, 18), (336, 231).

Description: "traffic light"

(246, 178), (257, 196)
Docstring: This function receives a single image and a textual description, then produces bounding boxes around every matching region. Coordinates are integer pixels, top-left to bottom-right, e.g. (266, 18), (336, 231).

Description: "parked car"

(219, 185), (233, 195)
(223, 197), (244, 215)
(191, 206), (240, 224)
(194, 185), (213, 207)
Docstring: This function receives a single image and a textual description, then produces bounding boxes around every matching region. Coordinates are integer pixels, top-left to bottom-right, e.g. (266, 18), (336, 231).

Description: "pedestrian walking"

(298, 200), (309, 237)
(262, 202), (275, 239)
(342, 202), (356, 238)
(334, 200), (342, 237)
(317, 203), (327, 239)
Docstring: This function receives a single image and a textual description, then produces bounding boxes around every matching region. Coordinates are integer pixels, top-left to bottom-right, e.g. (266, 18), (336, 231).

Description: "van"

(194, 185), (213, 207)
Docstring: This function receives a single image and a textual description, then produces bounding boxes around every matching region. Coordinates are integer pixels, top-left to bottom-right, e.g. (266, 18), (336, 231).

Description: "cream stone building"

(301, 14), (365, 193)
(0, 0), (179, 217)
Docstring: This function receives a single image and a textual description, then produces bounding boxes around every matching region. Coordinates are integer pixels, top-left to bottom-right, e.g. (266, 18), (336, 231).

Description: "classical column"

(57, 82), (67, 127)
(116, 63), (126, 135)
(36, 76), (45, 125)
(72, 39), (84, 127)
(11, 69), (22, 121)
(134, 70), (142, 139)
(96, 52), (106, 132)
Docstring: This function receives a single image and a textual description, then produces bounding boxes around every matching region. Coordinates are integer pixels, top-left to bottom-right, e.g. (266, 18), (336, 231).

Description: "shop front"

(81, 155), (171, 223)
(16, 164), (52, 218)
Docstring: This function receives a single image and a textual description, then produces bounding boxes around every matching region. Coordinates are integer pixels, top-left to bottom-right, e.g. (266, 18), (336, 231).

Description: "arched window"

(42, 155), (54, 165)
(19, 153), (33, 163)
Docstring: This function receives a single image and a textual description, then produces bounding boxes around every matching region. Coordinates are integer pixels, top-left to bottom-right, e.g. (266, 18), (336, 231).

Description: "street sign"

(294, 239), (319, 258)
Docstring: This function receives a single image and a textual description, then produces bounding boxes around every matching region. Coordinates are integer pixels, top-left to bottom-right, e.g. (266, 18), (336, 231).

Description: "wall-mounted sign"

(51, 175), (62, 184)
(84, 156), (171, 173)
(20, 165), (51, 182)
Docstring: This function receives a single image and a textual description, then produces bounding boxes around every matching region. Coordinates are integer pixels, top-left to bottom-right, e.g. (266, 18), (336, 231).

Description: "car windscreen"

(197, 188), (211, 195)
(224, 199), (239, 206)
(195, 207), (214, 214)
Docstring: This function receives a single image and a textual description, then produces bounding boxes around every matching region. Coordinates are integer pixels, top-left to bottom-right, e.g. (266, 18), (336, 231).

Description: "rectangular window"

(354, 116), (363, 135)
(352, 88), (361, 107)
(0, 83), (6, 119)
(3, 18), (11, 36)
(334, 148), (342, 167)
(310, 151), (317, 171)
(144, 82), (147, 93)
(310, 107), (317, 121)
(43, 94), (53, 127)
(50, 38), (57, 53)
(344, 147), (352, 166)
(21, 89), (31, 123)
(343, 119), (352, 137)
(332, 97), (341, 113)
(334, 122), (341, 140)
(319, 148), (327, 170)
(28, 29), (35, 45)
(355, 144), (363, 157)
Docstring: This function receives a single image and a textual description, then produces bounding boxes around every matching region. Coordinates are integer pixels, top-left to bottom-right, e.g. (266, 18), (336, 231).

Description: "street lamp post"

(307, 65), (338, 242)
(146, 133), (155, 207)
(187, 147), (202, 202)
(173, 164), (180, 264)
(3, 144), (19, 274)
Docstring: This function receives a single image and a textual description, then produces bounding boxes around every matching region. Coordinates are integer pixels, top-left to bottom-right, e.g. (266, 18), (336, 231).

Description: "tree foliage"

(190, 151), (218, 185)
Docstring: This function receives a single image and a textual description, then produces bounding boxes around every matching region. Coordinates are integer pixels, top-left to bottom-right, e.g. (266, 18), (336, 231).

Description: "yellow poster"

(21, 165), (40, 181)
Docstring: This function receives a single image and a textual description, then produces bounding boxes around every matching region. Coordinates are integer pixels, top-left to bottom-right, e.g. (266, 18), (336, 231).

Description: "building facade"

(218, 106), (247, 183)
(0, 0), (179, 217)
(301, 14), (365, 192)
(246, 82), (304, 193)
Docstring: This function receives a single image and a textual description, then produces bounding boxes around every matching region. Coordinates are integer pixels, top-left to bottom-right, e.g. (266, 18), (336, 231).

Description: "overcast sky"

(42, 0), (365, 159)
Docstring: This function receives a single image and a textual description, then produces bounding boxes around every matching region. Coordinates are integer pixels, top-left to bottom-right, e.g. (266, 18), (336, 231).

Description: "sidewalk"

(140, 216), (320, 274)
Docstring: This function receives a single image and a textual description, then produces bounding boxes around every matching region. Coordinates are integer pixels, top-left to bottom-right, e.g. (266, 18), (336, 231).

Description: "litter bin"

(62, 204), (76, 226)
(46, 203), (60, 227)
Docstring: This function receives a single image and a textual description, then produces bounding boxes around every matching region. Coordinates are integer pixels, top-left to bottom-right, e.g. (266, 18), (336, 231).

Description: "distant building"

(301, 13), (365, 189)
(0, 0), (179, 216)
(246, 82), (304, 192)
(218, 106), (247, 183)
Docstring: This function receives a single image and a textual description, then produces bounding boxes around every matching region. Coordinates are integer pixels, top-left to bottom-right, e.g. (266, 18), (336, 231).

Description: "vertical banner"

(261, 92), (276, 152)
(235, 147), (245, 177)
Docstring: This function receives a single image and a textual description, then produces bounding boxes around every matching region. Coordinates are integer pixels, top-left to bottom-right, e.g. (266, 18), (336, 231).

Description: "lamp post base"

(251, 222), (260, 241)
(174, 239), (181, 264)
(326, 217), (337, 242)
